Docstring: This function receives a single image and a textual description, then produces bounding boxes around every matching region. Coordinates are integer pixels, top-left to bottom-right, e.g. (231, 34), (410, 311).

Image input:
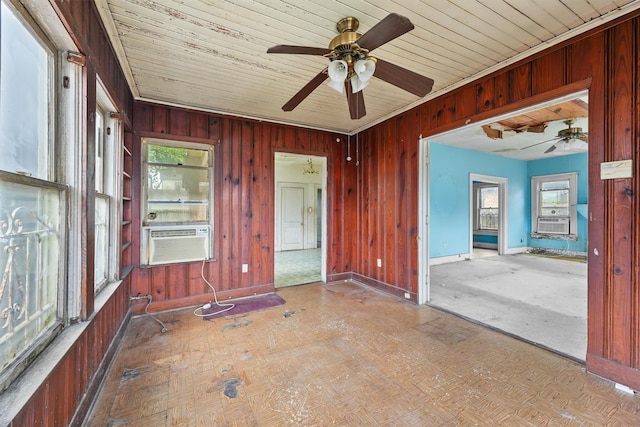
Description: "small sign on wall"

(600, 159), (633, 180)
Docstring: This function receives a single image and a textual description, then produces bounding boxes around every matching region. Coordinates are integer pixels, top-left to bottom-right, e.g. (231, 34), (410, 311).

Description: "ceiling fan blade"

(544, 144), (558, 153)
(345, 80), (366, 119)
(520, 137), (559, 150)
(282, 71), (328, 111)
(355, 13), (414, 51)
(374, 58), (434, 97)
(267, 45), (330, 55)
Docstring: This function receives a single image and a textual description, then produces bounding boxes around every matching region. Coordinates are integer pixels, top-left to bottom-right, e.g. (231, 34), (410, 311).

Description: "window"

(0, 1), (52, 179)
(475, 184), (499, 231)
(531, 172), (577, 236)
(0, 0), (65, 391)
(94, 81), (122, 293)
(141, 139), (214, 265)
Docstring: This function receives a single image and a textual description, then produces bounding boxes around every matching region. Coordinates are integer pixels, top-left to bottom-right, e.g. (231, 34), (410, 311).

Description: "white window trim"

(95, 79), (123, 291)
(531, 172), (577, 237)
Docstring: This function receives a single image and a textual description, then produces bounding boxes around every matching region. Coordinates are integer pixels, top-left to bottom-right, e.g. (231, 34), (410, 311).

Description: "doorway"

(469, 174), (507, 257)
(274, 153), (326, 288)
(418, 91), (589, 360)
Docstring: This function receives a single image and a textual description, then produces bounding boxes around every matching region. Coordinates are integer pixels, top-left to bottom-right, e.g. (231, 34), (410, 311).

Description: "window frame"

(140, 138), (215, 265)
(473, 183), (499, 234)
(94, 79), (122, 293)
(531, 172), (578, 237)
(0, 0), (70, 392)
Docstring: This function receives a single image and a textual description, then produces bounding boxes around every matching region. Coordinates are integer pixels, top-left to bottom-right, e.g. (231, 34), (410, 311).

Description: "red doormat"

(202, 293), (286, 320)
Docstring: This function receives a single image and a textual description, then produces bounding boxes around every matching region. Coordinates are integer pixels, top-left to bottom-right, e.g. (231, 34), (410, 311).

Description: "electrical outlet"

(377, 258), (382, 268)
(242, 263), (248, 273)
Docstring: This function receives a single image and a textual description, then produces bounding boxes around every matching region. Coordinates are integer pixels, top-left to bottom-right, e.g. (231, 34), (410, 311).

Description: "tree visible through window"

(144, 141), (213, 225)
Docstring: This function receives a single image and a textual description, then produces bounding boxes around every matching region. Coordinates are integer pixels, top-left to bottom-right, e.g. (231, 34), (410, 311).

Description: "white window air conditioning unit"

(537, 217), (569, 234)
(144, 225), (210, 265)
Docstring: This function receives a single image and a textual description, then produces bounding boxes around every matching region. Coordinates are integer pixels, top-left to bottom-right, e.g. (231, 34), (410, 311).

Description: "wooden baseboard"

(130, 283), (276, 314)
(586, 353), (640, 392)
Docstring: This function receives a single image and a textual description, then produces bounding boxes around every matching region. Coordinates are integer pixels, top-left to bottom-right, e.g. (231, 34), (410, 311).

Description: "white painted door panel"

(281, 186), (305, 250)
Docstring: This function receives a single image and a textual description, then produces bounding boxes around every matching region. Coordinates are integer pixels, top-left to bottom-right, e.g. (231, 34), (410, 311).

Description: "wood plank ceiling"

(95, 0), (640, 134)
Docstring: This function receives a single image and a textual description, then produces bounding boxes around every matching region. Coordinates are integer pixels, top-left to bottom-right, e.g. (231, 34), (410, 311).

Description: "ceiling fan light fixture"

(327, 60), (348, 93)
(354, 58), (376, 82)
(351, 74), (369, 93)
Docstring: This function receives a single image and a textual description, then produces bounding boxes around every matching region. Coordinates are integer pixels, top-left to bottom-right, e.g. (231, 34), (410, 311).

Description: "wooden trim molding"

(66, 51), (86, 66)
(586, 353), (640, 391)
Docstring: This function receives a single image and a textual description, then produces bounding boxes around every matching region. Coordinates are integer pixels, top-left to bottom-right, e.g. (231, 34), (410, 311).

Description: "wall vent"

(144, 225), (210, 265)
(537, 217), (569, 234)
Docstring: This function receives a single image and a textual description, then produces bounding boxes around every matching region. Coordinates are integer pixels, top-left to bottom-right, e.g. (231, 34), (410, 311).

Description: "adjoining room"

(424, 94), (589, 361)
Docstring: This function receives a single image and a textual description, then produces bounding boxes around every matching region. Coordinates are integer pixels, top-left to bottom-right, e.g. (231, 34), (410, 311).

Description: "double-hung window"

(474, 184), (499, 231)
(531, 172), (577, 236)
(0, 0), (66, 391)
(94, 81), (122, 293)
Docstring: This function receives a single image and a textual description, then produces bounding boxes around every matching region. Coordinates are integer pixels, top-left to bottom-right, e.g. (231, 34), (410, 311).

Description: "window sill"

(530, 233), (578, 241)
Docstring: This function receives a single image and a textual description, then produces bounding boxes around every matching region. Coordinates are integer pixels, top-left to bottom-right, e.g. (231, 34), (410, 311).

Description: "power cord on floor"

(193, 260), (235, 318)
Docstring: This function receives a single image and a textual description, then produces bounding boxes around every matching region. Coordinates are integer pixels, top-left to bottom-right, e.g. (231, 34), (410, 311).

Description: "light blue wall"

(428, 143), (588, 259)
(429, 142), (529, 258)
(527, 153), (588, 252)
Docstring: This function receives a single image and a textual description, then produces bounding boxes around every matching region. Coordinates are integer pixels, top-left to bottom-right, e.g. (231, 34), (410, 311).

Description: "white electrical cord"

(193, 260), (235, 317)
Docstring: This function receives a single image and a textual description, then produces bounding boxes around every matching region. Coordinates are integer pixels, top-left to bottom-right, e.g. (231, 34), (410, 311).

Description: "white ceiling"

(95, 0), (639, 135)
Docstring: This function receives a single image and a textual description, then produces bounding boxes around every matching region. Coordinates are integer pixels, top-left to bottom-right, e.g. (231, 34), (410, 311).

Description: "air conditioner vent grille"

(537, 217), (569, 234)
(150, 228), (197, 238)
(144, 226), (210, 265)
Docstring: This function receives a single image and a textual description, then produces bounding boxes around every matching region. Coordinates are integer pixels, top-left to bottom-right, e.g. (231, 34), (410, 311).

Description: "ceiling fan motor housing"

(328, 17), (373, 71)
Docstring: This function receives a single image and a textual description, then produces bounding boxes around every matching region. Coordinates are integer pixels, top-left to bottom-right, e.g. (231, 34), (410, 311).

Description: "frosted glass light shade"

(354, 59), (375, 82)
(327, 60), (348, 93)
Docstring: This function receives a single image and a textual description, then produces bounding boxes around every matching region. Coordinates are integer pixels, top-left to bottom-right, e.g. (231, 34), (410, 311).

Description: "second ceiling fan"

(521, 118), (588, 154)
(267, 13), (435, 119)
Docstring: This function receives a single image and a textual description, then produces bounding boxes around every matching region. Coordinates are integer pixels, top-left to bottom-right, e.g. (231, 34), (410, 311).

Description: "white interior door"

(280, 185), (305, 251)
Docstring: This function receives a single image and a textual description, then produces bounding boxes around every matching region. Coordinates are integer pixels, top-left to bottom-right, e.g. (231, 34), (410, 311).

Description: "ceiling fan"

(266, 13), (435, 119)
(521, 118), (588, 153)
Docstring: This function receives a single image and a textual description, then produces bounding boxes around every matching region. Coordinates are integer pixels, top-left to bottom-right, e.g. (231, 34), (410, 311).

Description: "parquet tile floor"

(86, 281), (639, 426)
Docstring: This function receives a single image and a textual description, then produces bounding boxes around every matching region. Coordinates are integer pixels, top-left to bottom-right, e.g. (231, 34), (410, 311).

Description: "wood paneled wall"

(52, 0), (134, 125)
(9, 3), (639, 425)
(130, 102), (348, 310)
(354, 13), (640, 390)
